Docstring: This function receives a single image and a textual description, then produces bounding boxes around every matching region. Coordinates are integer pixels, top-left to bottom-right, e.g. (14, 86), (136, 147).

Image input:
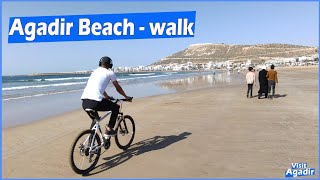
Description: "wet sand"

(2, 67), (318, 178)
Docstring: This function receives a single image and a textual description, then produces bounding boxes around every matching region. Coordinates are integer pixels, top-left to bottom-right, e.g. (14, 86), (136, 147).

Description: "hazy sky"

(2, 1), (319, 75)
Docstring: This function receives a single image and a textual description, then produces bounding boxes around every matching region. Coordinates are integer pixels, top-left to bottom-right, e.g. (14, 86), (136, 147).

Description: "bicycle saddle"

(85, 109), (100, 120)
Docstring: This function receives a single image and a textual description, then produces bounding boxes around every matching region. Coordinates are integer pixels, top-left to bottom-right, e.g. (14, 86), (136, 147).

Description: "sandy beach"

(2, 67), (318, 178)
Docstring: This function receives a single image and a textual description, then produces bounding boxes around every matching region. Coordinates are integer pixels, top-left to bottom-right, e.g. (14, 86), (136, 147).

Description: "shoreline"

(3, 69), (217, 77)
(2, 70), (218, 100)
(2, 70), (240, 129)
(2, 83), (240, 131)
(2, 67), (318, 178)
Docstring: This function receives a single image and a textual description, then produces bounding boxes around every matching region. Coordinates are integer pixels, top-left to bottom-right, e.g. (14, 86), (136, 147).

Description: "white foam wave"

(2, 82), (87, 91)
(45, 77), (89, 81)
(164, 72), (178, 74)
(16, 79), (44, 82)
(118, 74), (170, 81)
(13, 77), (89, 82)
(128, 73), (156, 76)
(3, 74), (170, 91)
(2, 89), (83, 101)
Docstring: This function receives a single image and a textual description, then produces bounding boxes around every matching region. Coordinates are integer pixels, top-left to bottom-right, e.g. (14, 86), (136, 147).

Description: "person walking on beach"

(266, 64), (278, 99)
(81, 56), (132, 136)
(258, 65), (269, 99)
(246, 67), (256, 98)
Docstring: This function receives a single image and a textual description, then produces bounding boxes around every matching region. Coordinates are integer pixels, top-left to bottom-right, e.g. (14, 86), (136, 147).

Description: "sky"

(2, 1), (319, 75)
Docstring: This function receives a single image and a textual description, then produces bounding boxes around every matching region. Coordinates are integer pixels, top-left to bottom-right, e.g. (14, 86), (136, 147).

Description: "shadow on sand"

(273, 94), (287, 98)
(83, 132), (192, 176)
(251, 94), (288, 99)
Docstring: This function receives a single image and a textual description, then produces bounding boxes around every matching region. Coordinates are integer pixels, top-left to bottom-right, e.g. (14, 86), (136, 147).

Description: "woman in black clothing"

(258, 66), (269, 99)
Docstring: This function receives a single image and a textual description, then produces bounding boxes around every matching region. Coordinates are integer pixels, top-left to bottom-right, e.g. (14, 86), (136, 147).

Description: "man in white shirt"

(81, 56), (132, 136)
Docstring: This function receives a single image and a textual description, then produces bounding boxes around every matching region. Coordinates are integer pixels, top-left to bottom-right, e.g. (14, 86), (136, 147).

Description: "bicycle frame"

(84, 100), (125, 154)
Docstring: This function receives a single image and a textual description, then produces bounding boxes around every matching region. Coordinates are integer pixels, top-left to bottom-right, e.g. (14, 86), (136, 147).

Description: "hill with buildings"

(152, 43), (318, 65)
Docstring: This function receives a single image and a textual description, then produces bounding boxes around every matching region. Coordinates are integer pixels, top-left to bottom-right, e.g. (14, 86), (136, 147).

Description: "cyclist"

(81, 56), (132, 136)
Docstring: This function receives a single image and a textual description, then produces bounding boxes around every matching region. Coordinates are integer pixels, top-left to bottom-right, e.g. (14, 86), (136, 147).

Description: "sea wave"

(118, 74), (170, 81)
(2, 82), (87, 91)
(45, 77), (89, 81)
(2, 89), (83, 101)
(164, 72), (178, 74)
(2, 74), (171, 91)
(128, 73), (156, 76)
(4, 77), (89, 83)
(24, 79), (45, 82)
(4, 79), (45, 82)
(2, 74), (171, 100)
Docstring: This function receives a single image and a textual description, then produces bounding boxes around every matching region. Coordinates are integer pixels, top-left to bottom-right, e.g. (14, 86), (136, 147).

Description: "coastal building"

(120, 53), (318, 73)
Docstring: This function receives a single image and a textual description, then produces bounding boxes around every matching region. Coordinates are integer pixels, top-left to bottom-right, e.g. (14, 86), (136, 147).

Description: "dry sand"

(2, 67), (318, 178)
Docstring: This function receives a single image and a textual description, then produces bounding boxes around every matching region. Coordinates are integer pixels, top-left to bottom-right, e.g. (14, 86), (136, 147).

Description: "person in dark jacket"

(258, 65), (268, 99)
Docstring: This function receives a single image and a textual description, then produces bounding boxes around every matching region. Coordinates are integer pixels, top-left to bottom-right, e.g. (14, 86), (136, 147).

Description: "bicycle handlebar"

(109, 96), (133, 102)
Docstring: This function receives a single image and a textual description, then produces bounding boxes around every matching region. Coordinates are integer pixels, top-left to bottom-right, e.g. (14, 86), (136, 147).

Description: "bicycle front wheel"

(115, 115), (135, 150)
(69, 130), (101, 174)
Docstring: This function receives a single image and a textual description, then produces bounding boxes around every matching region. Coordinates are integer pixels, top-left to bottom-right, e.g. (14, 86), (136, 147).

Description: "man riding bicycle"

(81, 56), (132, 136)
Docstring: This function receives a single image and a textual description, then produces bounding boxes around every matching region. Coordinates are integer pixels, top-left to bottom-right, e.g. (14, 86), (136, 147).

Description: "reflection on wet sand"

(157, 71), (242, 91)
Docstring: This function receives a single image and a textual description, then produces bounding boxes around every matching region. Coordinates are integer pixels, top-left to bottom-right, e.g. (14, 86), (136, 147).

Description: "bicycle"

(69, 97), (135, 174)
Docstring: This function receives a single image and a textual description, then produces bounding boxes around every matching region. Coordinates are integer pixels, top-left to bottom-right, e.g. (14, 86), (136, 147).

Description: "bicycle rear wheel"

(115, 115), (135, 150)
(69, 130), (101, 174)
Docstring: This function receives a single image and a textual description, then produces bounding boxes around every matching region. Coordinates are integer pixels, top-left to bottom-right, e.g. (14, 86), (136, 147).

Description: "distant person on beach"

(246, 67), (256, 98)
(266, 64), (278, 99)
(258, 65), (268, 99)
(81, 56), (132, 136)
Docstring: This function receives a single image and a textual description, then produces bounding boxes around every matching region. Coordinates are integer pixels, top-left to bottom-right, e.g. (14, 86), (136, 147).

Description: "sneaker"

(105, 128), (117, 136)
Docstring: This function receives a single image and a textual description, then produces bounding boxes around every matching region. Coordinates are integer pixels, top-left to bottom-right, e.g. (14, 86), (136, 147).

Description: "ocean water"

(2, 71), (207, 101)
(3, 70), (242, 128)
